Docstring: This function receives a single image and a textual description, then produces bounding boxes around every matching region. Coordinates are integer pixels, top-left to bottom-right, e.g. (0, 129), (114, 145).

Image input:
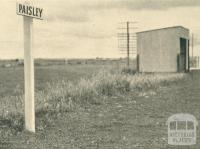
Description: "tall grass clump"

(35, 69), (187, 113)
(0, 68), (188, 132)
(0, 95), (24, 133)
(128, 73), (187, 90)
(1, 69), (188, 116)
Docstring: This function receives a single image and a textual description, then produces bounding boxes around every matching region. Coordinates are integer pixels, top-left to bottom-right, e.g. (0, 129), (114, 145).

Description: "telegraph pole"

(192, 33), (194, 58)
(118, 21), (137, 68)
(127, 22), (130, 67)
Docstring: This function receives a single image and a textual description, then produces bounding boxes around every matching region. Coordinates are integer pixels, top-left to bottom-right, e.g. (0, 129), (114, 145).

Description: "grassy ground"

(0, 64), (112, 97)
(0, 64), (199, 149)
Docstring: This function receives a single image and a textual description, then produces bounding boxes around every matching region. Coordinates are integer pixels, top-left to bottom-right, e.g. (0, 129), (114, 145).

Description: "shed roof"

(137, 26), (189, 34)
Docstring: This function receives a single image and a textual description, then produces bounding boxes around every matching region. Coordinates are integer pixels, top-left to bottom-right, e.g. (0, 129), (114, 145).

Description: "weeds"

(0, 68), (188, 132)
(35, 70), (187, 113)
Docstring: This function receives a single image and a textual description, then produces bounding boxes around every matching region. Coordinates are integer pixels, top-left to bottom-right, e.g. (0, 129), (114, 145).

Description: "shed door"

(179, 38), (187, 72)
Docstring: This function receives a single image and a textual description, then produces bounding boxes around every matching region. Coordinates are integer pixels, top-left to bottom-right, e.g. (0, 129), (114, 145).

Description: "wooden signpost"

(16, 2), (43, 133)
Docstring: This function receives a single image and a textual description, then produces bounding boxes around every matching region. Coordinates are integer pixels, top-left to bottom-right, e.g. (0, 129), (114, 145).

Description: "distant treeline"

(0, 58), (137, 67)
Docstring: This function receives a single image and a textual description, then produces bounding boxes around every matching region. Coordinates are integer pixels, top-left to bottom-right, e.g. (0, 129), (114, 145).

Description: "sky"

(1, 0), (200, 59)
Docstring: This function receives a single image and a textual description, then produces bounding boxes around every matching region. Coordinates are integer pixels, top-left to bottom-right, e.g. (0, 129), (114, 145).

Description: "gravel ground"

(1, 70), (200, 149)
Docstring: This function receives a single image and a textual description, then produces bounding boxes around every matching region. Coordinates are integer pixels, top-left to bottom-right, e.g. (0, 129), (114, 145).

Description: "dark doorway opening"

(179, 38), (187, 72)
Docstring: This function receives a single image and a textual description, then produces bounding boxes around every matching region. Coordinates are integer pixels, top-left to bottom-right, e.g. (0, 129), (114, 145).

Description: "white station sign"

(16, 2), (44, 133)
(16, 3), (43, 20)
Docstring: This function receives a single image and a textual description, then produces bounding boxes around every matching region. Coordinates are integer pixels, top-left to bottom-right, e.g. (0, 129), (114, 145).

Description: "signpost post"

(16, 2), (43, 133)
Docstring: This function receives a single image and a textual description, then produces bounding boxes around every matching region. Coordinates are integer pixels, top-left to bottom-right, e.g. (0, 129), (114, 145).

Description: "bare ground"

(1, 70), (200, 149)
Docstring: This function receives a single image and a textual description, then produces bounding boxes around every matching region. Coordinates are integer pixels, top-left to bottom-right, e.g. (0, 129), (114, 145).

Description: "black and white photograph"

(0, 0), (200, 148)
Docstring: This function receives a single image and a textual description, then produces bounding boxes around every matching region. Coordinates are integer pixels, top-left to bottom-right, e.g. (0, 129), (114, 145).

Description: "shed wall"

(137, 27), (189, 72)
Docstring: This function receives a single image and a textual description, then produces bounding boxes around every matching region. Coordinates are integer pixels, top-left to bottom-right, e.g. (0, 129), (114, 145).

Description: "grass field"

(0, 64), (112, 97)
(0, 62), (200, 149)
